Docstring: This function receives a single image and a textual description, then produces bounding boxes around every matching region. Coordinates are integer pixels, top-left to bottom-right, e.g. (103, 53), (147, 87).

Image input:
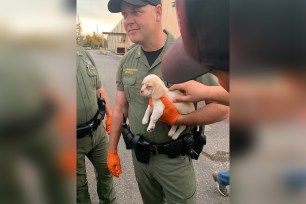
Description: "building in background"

(104, 20), (128, 54)
(106, 0), (180, 54)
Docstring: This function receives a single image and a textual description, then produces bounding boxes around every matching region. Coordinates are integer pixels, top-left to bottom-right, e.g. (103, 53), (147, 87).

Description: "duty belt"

(121, 115), (206, 163)
(77, 97), (106, 138)
(77, 109), (100, 138)
(130, 132), (193, 163)
(149, 138), (185, 155)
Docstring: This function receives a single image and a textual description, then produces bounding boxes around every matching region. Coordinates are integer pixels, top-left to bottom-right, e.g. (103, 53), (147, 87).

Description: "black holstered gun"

(97, 93), (106, 119)
(92, 93), (106, 130)
(181, 133), (194, 157)
(191, 126), (206, 160)
(121, 114), (134, 149)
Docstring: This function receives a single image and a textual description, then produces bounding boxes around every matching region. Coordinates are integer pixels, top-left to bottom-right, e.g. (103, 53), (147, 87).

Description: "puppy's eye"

(146, 85), (152, 89)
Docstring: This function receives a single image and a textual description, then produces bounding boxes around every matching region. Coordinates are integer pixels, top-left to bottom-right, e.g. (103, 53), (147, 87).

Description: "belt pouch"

(164, 140), (183, 158)
(134, 136), (150, 163)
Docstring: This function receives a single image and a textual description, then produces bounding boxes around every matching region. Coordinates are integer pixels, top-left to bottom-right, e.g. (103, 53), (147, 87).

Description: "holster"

(133, 135), (150, 163)
(97, 97), (106, 120)
(181, 133), (194, 157)
(121, 120), (150, 163)
(92, 97), (106, 130)
(121, 123), (134, 149)
(191, 126), (206, 160)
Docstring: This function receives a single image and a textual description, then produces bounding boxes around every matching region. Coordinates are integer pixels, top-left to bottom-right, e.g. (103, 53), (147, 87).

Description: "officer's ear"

(155, 4), (162, 22)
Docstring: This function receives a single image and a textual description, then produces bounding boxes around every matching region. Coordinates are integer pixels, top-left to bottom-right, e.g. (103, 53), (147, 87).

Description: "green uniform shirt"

(77, 46), (101, 125)
(117, 30), (219, 144)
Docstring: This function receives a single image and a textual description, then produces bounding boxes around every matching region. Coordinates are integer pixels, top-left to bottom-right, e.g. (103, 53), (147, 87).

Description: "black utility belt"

(77, 109), (105, 138)
(121, 126), (206, 164)
(77, 123), (95, 138)
(136, 133), (192, 159)
(133, 133), (196, 164)
(121, 120), (206, 163)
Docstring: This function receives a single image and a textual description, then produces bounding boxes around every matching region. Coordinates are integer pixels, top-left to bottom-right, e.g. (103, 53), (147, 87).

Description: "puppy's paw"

(142, 118), (149, 125)
(171, 133), (180, 140)
(168, 126), (177, 137)
(147, 124), (155, 132)
(168, 129), (175, 137)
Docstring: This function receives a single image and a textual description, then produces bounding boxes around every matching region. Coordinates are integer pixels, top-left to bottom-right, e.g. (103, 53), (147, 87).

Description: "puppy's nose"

(140, 89), (143, 94)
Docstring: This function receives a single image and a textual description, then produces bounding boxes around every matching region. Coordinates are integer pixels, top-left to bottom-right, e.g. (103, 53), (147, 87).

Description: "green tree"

(76, 16), (83, 44)
(82, 32), (108, 49)
(76, 22), (82, 36)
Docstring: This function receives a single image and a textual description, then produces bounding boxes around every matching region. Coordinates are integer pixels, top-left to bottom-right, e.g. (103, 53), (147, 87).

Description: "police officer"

(77, 46), (116, 204)
(106, 0), (228, 203)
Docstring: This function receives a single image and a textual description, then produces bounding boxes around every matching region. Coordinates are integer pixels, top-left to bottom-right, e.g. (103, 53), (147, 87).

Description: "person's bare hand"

(169, 80), (229, 105)
(169, 80), (209, 103)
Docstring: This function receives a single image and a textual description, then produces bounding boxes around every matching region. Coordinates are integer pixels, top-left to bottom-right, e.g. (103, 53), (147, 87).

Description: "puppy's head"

(140, 74), (168, 99)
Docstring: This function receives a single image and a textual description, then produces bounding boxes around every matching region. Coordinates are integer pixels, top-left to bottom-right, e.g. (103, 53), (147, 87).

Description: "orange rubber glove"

(107, 149), (122, 177)
(106, 114), (112, 134)
(149, 96), (180, 125)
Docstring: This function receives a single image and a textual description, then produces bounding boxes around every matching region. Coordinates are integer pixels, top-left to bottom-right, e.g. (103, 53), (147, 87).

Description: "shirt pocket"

(84, 62), (98, 89)
(122, 77), (147, 104)
(122, 77), (136, 102)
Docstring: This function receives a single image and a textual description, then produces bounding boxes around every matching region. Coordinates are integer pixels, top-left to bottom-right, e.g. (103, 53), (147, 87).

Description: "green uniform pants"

(132, 150), (197, 204)
(77, 125), (116, 204)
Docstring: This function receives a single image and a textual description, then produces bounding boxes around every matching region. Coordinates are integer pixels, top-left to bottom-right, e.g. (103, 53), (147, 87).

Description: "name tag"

(124, 67), (138, 75)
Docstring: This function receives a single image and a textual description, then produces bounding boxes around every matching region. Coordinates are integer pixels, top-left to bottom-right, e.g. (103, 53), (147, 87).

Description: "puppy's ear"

(151, 81), (167, 99)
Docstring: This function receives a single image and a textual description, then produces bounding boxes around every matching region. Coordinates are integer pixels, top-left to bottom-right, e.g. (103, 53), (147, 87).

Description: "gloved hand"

(159, 96), (180, 125)
(106, 114), (112, 134)
(107, 149), (122, 177)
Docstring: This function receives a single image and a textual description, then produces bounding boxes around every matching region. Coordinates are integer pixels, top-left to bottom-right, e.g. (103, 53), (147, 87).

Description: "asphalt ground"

(84, 50), (230, 204)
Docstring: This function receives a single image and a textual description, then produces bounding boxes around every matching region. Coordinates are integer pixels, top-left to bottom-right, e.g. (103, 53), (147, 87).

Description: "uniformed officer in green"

(106, 0), (228, 203)
(77, 46), (116, 204)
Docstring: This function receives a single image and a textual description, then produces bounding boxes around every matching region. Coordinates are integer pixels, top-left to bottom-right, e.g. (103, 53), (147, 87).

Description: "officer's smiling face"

(121, 2), (161, 44)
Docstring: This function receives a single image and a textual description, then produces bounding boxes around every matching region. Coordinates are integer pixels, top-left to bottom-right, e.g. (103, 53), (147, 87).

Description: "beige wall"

(161, 0), (180, 38)
(107, 0), (180, 53)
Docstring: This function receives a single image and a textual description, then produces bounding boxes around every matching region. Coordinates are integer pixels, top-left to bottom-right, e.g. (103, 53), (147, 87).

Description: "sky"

(1, 0), (75, 36)
(0, 0), (122, 36)
(77, 0), (123, 35)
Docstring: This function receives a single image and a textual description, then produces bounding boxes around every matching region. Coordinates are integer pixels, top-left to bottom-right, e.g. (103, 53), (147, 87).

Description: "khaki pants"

(77, 125), (116, 204)
(132, 150), (196, 204)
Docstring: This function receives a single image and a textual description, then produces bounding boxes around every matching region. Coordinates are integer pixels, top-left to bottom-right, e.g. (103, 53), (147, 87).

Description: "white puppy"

(140, 74), (195, 140)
